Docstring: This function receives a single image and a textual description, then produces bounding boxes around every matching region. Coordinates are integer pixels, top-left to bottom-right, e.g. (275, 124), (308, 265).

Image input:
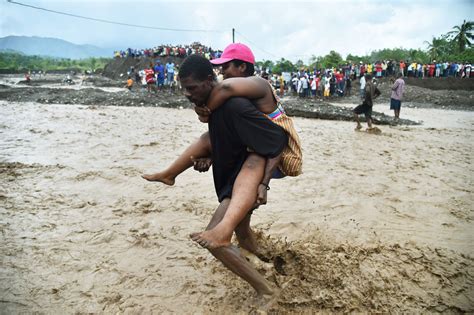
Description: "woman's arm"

(206, 77), (268, 111)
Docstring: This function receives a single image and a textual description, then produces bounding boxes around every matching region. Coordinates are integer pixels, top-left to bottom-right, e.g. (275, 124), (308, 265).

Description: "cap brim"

(210, 57), (233, 65)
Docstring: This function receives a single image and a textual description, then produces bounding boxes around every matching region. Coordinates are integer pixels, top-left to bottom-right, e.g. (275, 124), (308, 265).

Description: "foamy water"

(0, 75), (125, 93)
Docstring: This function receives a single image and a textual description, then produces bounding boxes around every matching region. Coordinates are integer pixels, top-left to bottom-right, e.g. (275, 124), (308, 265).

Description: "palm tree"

(424, 35), (450, 61)
(447, 20), (473, 52)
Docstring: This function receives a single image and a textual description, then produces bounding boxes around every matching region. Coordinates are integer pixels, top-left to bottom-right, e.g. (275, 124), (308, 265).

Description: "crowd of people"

(113, 42), (223, 60)
(397, 60), (472, 78)
(124, 60), (181, 94)
(120, 45), (471, 100)
(265, 59), (472, 99)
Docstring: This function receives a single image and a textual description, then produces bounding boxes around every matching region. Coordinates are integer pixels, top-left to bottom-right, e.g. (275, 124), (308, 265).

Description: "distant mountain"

(0, 36), (112, 59)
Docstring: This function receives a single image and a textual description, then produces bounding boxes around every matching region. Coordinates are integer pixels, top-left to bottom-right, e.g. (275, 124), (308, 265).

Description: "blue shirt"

(154, 65), (165, 79)
(166, 63), (175, 73)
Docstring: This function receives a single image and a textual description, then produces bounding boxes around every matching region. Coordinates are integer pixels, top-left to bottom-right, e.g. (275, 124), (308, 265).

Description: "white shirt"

(301, 77), (308, 89)
(360, 76), (366, 90)
(297, 79), (303, 93)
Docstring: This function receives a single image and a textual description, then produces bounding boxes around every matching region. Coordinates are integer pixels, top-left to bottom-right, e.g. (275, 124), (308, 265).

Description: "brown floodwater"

(1, 100), (473, 313)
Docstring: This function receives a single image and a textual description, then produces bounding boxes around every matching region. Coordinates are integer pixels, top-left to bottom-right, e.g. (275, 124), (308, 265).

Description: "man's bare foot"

(354, 124), (362, 131)
(141, 172), (175, 186)
(240, 248), (274, 273)
(190, 226), (232, 249)
(366, 126), (382, 134)
(254, 286), (279, 312)
(238, 234), (272, 262)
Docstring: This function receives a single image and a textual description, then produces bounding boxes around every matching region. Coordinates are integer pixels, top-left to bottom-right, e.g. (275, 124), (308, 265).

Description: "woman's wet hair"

(179, 54), (215, 81)
(231, 60), (255, 76)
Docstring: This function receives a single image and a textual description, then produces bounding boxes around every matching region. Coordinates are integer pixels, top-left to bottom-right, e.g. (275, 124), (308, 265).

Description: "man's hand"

(254, 183), (268, 208)
(191, 156), (212, 172)
(194, 105), (211, 123)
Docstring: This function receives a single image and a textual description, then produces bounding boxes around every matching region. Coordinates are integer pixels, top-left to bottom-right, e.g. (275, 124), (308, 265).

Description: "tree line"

(0, 51), (110, 72)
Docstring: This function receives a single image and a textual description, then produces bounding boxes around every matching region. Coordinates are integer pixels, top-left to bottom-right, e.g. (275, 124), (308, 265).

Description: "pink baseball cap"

(210, 43), (255, 65)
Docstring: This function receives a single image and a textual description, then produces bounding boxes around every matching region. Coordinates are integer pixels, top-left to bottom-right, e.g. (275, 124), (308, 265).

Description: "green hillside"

(0, 51), (111, 72)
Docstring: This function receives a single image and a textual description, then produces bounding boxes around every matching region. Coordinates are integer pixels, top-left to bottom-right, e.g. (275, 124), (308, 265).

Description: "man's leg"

(142, 132), (211, 185)
(235, 212), (261, 256)
(201, 198), (274, 296)
(354, 113), (362, 130)
(191, 153), (265, 249)
(366, 112), (373, 128)
(367, 118), (373, 128)
(395, 109), (400, 119)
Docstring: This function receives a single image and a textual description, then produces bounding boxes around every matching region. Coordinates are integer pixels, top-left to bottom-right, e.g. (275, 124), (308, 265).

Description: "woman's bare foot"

(141, 172), (175, 186)
(190, 225), (232, 249)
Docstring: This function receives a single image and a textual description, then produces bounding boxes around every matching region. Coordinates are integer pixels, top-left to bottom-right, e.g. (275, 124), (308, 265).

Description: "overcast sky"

(1, 0), (473, 62)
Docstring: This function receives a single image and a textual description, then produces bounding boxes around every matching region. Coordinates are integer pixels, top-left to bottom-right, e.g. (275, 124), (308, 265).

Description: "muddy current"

(0, 100), (473, 313)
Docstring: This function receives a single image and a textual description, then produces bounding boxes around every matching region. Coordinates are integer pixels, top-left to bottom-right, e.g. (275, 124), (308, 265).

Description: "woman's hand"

(194, 105), (211, 123)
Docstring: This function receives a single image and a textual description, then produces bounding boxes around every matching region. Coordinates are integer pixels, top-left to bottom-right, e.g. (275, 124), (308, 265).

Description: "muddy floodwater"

(1, 100), (473, 313)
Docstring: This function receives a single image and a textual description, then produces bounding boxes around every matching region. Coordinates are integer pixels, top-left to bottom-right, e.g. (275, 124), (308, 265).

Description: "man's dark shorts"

(353, 102), (372, 118)
(390, 98), (401, 110)
(209, 97), (287, 202)
(272, 168), (286, 179)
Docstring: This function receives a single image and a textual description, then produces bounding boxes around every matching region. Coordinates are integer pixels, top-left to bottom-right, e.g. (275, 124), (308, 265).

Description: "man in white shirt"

(359, 74), (366, 99)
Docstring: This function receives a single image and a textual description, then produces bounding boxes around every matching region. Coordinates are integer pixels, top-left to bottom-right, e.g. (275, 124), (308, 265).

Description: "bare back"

(246, 77), (278, 114)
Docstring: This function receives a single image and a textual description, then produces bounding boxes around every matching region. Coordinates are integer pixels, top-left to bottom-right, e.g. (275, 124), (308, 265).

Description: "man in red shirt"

(399, 61), (406, 77)
(144, 65), (155, 93)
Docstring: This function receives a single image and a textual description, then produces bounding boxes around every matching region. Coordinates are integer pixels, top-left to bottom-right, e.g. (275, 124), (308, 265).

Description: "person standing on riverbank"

(154, 61), (165, 91)
(144, 64), (155, 93)
(359, 74), (366, 99)
(165, 60), (175, 88)
(353, 74), (381, 131)
(390, 73), (405, 121)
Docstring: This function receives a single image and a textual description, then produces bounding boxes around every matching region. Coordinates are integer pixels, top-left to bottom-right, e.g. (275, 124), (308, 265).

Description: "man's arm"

(206, 77), (267, 112)
(391, 80), (399, 91)
(374, 87), (381, 98)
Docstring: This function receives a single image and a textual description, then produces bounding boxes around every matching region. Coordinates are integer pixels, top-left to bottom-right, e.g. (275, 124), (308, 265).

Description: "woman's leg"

(142, 132), (211, 185)
(191, 153), (265, 249)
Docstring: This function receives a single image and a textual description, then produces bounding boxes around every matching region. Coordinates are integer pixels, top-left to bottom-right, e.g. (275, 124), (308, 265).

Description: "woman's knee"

(199, 132), (211, 151)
